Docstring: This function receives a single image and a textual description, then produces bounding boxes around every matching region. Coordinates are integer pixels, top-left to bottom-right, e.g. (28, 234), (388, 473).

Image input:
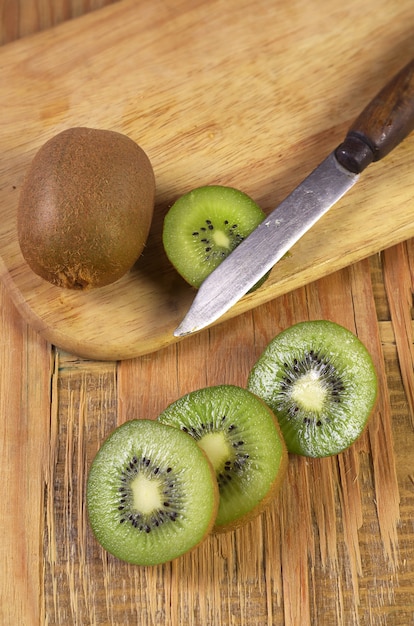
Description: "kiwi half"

(86, 420), (218, 565)
(162, 185), (267, 288)
(247, 320), (378, 458)
(158, 385), (288, 533)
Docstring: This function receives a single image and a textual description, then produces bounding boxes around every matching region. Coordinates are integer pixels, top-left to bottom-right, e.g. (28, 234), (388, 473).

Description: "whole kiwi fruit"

(17, 127), (155, 289)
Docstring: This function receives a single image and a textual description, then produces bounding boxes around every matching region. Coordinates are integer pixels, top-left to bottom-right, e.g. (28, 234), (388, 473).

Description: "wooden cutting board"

(1, 0), (414, 361)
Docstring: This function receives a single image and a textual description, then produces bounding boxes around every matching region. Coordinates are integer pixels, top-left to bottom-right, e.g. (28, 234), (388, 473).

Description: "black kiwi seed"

(86, 420), (219, 566)
(191, 218), (245, 260)
(179, 416), (250, 485)
(278, 350), (345, 426)
(248, 320), (378, 458)
(116, 456), (181, 530)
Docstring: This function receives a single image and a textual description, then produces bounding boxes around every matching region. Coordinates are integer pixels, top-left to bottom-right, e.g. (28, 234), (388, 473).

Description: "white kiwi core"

(212, 230), (231, 249)
(291, 371), (327, 412)
(198, 432), (231, 471)
(130, 474), (162, 514)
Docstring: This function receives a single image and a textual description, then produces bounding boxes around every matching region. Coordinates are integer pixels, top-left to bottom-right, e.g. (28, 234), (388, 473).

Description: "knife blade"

(174, 58), (414, 337)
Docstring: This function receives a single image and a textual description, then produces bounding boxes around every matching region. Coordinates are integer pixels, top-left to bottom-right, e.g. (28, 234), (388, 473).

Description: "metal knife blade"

(174, 58), (414, 337)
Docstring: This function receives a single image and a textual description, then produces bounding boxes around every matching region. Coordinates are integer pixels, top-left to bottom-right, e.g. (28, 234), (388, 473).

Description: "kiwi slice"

(247, 320), (378, 458)
(162, 185), (267, 288)
(158, 385), (288, 533)
(86, 419), (218, 565)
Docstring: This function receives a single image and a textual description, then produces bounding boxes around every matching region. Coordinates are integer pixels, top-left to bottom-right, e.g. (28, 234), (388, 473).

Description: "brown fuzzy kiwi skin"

(212, 397), (289, 535)
(17, 127), (155, 290)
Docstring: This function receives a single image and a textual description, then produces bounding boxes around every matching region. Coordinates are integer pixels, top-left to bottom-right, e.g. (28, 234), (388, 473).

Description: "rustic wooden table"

(1, 2), (413, 625)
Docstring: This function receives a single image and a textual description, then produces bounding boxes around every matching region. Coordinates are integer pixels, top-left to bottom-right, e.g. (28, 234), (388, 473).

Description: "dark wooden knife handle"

(335, 58), (414, 173)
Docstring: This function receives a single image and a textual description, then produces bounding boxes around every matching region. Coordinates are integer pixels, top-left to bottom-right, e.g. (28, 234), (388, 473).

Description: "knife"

(174, 58), (414, 337)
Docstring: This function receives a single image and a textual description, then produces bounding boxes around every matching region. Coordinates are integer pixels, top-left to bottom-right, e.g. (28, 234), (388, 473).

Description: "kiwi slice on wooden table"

(162, 185), (268, 289)
(87, 420), (218, 565)
(158, 385), (288, 533)
(247, 321), (378, 458)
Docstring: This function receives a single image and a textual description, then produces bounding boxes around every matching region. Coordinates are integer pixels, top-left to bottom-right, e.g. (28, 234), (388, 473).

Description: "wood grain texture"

(0, 2), (414, 626)
(39, 258), (414, 626)
(383, 242), (414, 426)
(1, 0), (414, 359)
(0, 282), (52, 626)
(0, 0), (120, 44)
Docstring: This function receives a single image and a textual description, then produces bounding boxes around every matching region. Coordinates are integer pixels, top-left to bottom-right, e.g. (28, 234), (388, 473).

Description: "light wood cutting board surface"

(1, 0), (414, 359)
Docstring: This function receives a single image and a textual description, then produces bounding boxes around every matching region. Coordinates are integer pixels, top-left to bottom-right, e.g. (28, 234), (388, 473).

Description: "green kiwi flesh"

(247, 320), (378, 458)
(86, 420), (218, 565)
(158, 385), (288, 532)
(162, 185), (267, 289)
(17, 127), (155, 290)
